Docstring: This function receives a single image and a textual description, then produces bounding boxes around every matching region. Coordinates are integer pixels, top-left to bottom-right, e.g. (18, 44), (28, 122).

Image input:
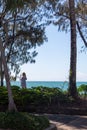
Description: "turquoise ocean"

(10, 81), (87, 90)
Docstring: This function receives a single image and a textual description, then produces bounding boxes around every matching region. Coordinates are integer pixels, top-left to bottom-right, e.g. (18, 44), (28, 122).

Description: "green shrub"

(0, 87), (8, 105)
(0, 112), (49, 130)
(0, 85), (70, 111)
(78, 84), (87, 98)
(33, 86), (69, 104)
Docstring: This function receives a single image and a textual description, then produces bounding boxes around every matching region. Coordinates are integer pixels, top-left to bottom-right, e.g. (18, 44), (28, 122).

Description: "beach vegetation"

(0, 85), (50, 129)
(0, 85), (72, 112)
(0, 0), (87, 121)
(0, 85), (87, 115)
(0, 0), (87, 112)
(43, 0), (87, 99)
(0, 112), (49, 130)
(78, 84), (87, 98)
(0, 0), (51, 128)
(0, 0), (51, 112)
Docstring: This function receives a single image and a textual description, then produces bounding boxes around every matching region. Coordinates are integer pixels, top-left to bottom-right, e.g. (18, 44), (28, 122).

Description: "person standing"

(20, 72), (27, 88)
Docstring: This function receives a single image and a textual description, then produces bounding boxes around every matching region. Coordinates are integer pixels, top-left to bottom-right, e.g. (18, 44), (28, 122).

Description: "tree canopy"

(0, 0), (48, 76)
(51, 0), (87, 46)
(0, 0), (49, 111)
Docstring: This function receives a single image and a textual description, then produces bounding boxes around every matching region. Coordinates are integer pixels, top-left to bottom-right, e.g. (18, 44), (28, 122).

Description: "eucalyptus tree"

(69, 0), (87, 97)
(51, 0), (78, 98)
(0, 0), (48, 111)
(42, 0), (87, 98)
(54, 0), (87, 98)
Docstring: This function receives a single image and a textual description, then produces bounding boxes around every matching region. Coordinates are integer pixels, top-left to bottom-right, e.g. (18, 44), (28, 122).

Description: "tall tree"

(42, 0), (87, 98)
(0, 0), (47, 111)
(68, 0), (78, 98)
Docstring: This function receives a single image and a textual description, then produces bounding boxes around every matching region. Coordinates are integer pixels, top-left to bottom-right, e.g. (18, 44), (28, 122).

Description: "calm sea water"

(10, 81), (87, 90)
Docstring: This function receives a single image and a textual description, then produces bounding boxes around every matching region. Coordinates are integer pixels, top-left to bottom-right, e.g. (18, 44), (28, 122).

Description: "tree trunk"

(68, 0), (78, 98)
(0, 53), (4, 86)
(0, 37), (17, 112)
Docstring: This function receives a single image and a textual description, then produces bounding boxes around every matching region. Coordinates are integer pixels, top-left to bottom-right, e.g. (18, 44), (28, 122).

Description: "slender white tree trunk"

(0, 37), (17, 111)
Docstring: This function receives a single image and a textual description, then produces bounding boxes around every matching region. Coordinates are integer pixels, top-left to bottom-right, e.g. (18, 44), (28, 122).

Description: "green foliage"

(0, 85), (71, 110)
(6, 0), (38, 11)
(0, 112), (49, 130)
(6, 0), (24, 10)
(0, 0), (48, 77)
(78, 84), (87, 97)
(0, 87), (8, 105)
(19, 86), (70, 106)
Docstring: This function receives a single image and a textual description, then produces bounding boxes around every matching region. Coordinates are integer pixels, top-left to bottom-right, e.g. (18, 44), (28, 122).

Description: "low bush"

(0, 86), (8, 105)
(0, 85), (71, 112)
(78, 84), (87, 98)
(0, 112), (49, 130)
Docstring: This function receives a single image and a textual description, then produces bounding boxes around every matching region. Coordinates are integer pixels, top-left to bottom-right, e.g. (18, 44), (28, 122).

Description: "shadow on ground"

(45, 114), (87, 130)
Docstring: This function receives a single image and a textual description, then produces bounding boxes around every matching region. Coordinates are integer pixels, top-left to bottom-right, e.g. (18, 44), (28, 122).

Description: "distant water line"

(6, 81), (87, 90)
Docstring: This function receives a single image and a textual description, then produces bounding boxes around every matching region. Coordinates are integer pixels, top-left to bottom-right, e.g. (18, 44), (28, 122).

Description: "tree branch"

(76, 21), (87, 47)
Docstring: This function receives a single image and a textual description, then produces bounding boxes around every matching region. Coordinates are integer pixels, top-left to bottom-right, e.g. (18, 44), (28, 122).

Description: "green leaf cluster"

(0, 0), (48, 77)
(0, 85), (70, 109)
(6, 0), (38, 11)
(78, 84), (87, 97)
(0, 112), (49, 130)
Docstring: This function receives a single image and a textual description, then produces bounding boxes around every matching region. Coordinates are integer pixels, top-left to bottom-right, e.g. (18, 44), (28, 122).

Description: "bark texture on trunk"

(0, 37), (17, 111)
(0, 53), (4, 86)
(68, 0), (78, 98)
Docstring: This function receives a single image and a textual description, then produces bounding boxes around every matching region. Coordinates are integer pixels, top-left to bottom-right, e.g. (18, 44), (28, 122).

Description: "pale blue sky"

(21, 25), (87, 81)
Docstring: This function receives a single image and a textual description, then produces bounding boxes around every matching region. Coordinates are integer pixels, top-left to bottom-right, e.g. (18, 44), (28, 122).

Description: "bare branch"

(76, 21), (87, 47)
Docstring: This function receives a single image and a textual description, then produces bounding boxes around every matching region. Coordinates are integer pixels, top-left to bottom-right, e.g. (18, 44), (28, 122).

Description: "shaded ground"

(45, 114), (87, 130)
(43, 99), (87, 129)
